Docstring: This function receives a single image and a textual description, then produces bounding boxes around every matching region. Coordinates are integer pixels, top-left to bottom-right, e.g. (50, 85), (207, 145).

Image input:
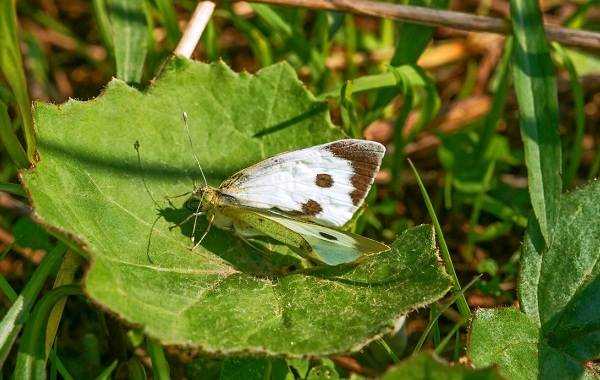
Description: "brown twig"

(245, 0), (600, 50)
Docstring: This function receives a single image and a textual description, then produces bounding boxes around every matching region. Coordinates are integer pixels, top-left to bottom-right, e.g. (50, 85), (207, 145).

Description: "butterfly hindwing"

(219, 206), (389, 266)
(218, 139), (385, 228)
(264, 212), (390, 265)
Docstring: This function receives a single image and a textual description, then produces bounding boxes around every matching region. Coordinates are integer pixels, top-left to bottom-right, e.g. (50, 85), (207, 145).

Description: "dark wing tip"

(325, 139), (385, 206)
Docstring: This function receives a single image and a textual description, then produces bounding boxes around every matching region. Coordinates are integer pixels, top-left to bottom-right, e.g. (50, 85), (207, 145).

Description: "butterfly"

(178, 137), (390, 267)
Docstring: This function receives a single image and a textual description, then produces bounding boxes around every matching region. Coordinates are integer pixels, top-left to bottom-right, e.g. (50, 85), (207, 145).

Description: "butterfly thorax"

(192, 186), (237, 212)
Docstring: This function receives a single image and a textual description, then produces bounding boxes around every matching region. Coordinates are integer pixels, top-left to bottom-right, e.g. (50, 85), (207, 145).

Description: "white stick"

(174, 1), (216, 58)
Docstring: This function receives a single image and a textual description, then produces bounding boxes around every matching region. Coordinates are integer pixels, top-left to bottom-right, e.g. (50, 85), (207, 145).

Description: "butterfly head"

(185, 186), (218, 213)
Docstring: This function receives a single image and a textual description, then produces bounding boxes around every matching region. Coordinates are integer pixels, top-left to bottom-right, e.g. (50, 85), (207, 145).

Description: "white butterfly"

(183, 138), (389, 266)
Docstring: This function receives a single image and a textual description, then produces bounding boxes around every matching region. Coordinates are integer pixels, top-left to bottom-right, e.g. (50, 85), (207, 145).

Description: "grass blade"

(318, 67), (428, 100)
(13, 284), (82, 380)
(0, 0), (35, 162)
(510, 0), (562, 246)
(251, 3), (293, 36)
(408, 159), (471, 318)
(154, 0), (181, 47)
(45, 251), (82, 356)
(147, 337), (171, 380)
(0, 274), (17, 303)
(371, 0), (449, 113)
(0, 100), (28, 169)
(94, 360), (118, 380)
(0, 244), (66, 367)
(109, 0), (149, 84)
(92, 0), (115, 51)
(434, 320), (463, 355)
(477, 37), (513, 156)
(391, 0), (450, 66)
(413, 275), (480, 353)
(228, 8), (273, 67)
(377, 338), (400, 364)
(49, 350), (75, 380)
(203, 20), (218, 62)
(553, 43), (585, 188)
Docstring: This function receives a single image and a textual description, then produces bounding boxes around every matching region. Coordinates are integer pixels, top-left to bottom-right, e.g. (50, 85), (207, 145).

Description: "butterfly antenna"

(182, 112), (208, 188)
(134, 140), (161, 208)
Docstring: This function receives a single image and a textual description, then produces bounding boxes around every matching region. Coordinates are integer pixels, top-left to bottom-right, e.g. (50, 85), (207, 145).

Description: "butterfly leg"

(190, 214), (214, 250)
(168, 211), (202, 231)
(164, 191), (192, 208)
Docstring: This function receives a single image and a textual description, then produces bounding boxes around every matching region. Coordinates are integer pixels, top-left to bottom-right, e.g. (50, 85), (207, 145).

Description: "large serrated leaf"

(21, 58), (452, 356)
(469, 180), (600, 379)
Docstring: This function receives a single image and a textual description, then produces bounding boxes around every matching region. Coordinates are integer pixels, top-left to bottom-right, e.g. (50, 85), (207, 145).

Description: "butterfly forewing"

(218, 139), (385, 228)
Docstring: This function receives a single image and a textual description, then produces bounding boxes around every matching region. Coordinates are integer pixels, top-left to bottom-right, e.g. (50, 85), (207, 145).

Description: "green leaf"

(0, 0), (35, 162)
(382, 353), (503, 380)
(510, 0), (562, 246)
(22, 59), (452, 356)
(520, 180), (600, 363)
(108, 0), (148, 84)
(470, 180), (600, 379)
(469, 308), (541, 380)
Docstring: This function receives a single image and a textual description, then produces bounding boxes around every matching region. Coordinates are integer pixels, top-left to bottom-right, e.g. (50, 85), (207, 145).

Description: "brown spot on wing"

(315, 173), (334, 188)
(326, 140), (385, 206)
(302, 199), (323, 216)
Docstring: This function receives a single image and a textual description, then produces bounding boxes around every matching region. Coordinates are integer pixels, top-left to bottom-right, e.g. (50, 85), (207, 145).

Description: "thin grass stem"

(408, 159), (471, 318)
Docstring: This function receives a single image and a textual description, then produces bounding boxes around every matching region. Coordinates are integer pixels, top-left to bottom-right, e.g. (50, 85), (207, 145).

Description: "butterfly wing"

(220, 206), (389, 266)
(218, 139), (385, 228)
